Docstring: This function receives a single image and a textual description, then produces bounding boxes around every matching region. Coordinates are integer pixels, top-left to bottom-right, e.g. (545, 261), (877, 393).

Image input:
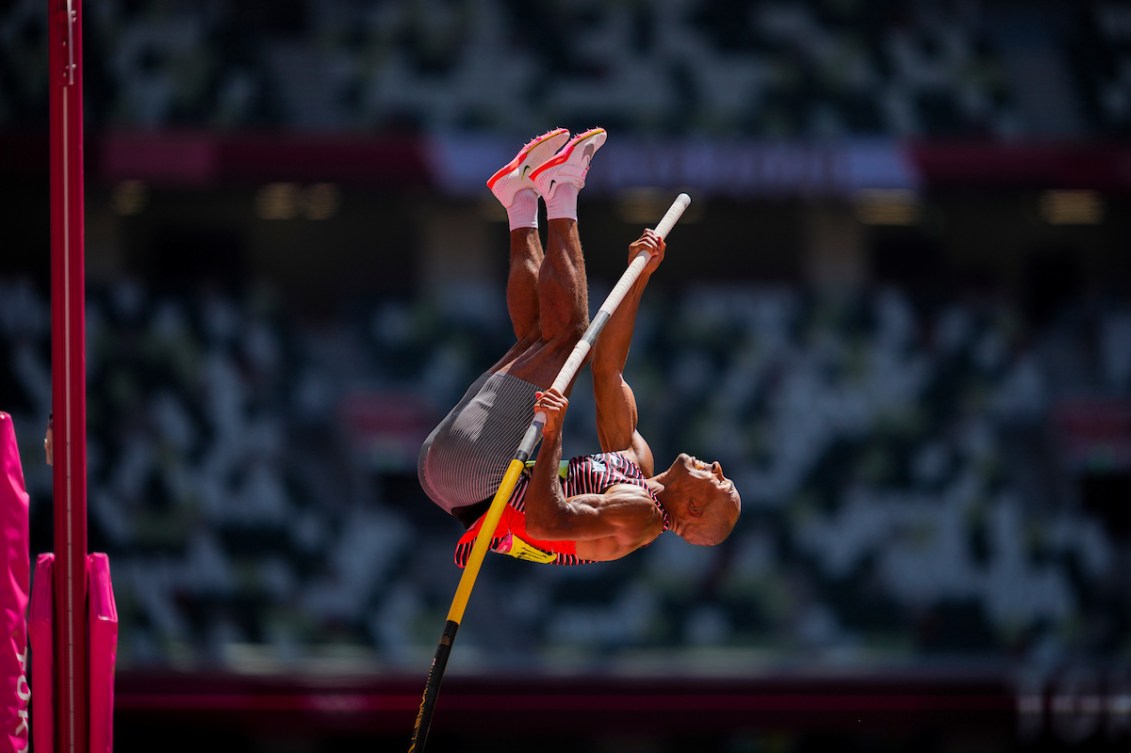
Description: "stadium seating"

(3, 274), (1127, 670)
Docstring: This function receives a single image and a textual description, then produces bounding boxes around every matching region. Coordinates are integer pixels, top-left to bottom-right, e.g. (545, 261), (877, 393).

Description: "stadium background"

(2, 0), (1130, 750)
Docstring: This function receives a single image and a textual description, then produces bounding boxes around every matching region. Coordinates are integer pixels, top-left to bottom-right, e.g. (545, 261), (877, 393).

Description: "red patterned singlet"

(454, 452), (671, 567)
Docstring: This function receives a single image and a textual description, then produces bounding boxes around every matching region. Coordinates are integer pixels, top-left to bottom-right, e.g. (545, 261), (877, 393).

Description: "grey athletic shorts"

(418, 371), (540, 515)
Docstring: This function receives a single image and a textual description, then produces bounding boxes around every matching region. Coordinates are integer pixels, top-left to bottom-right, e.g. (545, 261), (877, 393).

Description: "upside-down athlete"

(417, 127), (741, 566)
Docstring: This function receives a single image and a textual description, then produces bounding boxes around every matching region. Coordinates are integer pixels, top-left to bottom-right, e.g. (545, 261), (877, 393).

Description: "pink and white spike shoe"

(529, 127), (607, 201)
(486, 127), (571, 208)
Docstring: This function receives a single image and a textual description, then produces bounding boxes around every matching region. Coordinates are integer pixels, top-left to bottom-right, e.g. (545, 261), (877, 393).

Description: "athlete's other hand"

(534, 388), (568, 439)
(628, 229), (665, 276)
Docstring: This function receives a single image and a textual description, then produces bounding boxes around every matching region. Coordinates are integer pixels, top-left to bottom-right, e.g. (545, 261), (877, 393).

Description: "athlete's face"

(679, 453), (729, 485)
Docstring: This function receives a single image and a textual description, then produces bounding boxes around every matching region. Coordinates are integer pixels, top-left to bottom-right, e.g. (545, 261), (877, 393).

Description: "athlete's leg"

(487, 128), (570, 343)
(533, 127), (607, 344)
(501, 128), (607, 386)
(537, 217), (588, 345)
(506, 228), (543, 343)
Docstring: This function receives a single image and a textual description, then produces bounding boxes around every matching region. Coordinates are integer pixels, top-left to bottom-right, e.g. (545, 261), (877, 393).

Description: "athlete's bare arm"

(589, 230), (665, 476)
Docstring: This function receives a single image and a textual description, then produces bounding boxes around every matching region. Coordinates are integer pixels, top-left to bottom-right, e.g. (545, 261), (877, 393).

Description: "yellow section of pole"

(445, 457), (525, 624)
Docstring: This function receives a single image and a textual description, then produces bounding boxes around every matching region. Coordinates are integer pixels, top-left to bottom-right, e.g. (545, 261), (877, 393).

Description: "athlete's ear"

(687, 497), (704, 518)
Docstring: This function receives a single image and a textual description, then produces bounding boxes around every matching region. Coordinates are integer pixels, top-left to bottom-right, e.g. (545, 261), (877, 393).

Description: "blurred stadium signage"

(68, 132), (1131, 196)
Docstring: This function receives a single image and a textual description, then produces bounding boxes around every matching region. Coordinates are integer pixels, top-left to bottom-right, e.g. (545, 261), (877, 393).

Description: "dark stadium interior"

(3, 0), (1131, 751)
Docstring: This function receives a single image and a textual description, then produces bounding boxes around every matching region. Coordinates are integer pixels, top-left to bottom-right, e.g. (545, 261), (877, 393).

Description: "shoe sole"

(486, 128), (570, 190)
(528, 127), (606, 184)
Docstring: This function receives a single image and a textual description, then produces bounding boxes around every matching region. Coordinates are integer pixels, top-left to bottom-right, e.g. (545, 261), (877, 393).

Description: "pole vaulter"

(408, 193), (692, 752)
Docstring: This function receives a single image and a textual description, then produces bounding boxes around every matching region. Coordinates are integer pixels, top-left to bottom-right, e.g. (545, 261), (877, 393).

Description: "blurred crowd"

(2, 0), (1130, 678)
(2, 0), (1130, 137)
(2, 274), (1128, 671)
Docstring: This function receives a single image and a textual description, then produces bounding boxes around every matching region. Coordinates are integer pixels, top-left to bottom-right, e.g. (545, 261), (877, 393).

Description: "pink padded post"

(28, 555), (52, 753)
(0, 414), (30, 753)
(86, 554), (116, 753)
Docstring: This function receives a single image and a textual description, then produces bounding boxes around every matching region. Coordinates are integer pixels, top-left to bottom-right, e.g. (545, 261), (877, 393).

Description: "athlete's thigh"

(492, 334), (579, 392)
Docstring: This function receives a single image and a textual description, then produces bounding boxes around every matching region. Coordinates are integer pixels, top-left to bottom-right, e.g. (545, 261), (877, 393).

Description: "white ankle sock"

(506, 189), (539, 230)
(544, 183), (580, 221)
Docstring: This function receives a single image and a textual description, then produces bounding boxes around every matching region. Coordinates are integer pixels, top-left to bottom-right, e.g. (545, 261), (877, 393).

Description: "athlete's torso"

(454, 451), (667, 567)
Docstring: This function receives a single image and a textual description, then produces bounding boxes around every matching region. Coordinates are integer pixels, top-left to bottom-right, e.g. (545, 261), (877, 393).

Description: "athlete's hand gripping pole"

(407, 193), (691, 753)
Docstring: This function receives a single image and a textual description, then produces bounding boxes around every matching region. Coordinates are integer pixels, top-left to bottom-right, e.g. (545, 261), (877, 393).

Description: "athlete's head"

(659, 453), (741, 545)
